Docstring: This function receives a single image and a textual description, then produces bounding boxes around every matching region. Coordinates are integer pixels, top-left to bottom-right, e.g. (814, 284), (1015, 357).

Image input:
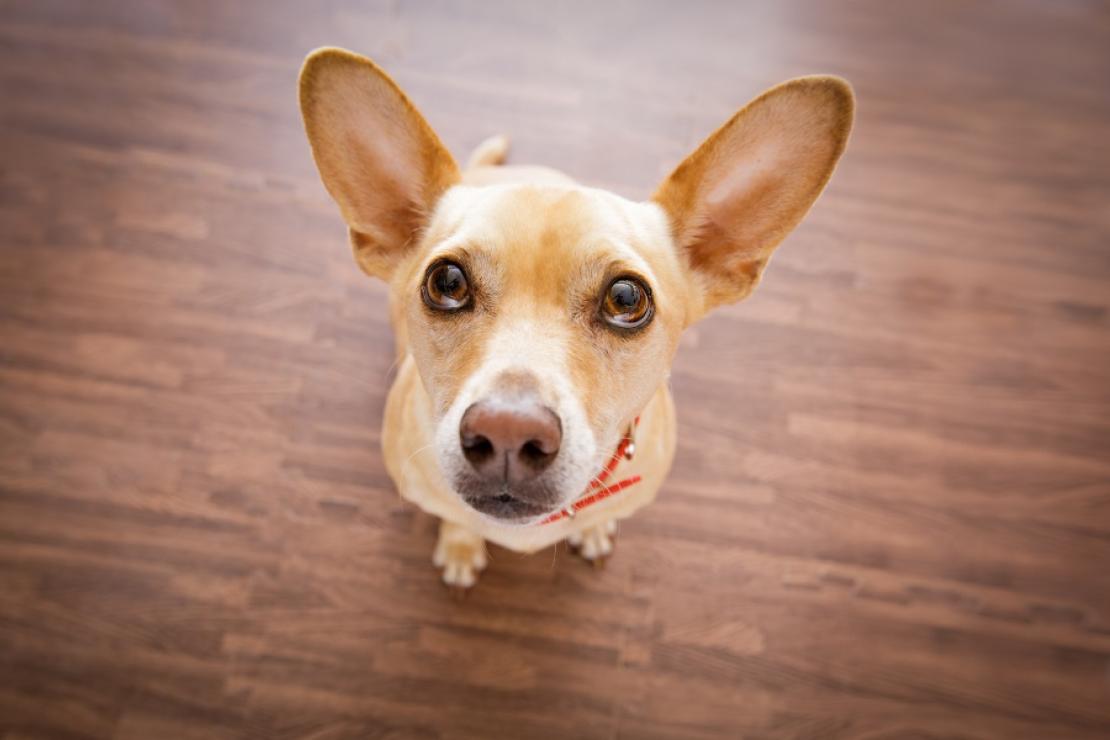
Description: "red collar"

(538, 417), (642, 525)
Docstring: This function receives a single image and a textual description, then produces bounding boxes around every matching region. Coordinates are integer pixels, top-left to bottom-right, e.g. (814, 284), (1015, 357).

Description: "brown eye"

(423, 261), (470, 311)
(601, 277), (653, 330)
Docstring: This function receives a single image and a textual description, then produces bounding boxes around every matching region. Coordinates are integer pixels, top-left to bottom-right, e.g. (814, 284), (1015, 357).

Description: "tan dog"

(299, 48), (853, 589)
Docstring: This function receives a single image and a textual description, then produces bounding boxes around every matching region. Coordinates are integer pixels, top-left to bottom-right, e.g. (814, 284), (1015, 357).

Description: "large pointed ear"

(653, 76), (854, 313)
(299, 47), (460, 279)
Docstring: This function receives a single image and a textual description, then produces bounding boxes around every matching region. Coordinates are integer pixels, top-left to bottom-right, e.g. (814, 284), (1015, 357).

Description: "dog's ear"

(299, 48), (460, 279)
(653, 76), (853, 314)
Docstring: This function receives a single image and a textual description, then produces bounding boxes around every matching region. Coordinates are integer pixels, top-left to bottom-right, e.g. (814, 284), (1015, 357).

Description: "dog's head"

(299, 48), (853, 523)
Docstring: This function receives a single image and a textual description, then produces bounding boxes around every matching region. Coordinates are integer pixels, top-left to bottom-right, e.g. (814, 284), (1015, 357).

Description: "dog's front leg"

(568, 519), (617, 565)
(433, 519), (487, 589)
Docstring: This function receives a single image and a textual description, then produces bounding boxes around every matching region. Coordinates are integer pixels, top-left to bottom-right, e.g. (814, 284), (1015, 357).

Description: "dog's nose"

(459, 399), (561, 483)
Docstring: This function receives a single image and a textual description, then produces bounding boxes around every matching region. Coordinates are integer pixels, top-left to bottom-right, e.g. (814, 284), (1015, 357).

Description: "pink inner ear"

(706, 155), (770, 212)
(306, 55), (456, 244)
(359, 130), (418, 197)
(703, 140), (788, 260)
(653, 77), (852, 309)
(333, 105), (429, 245)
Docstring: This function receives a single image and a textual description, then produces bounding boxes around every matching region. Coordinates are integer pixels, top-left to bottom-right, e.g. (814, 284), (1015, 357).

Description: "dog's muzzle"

(456, 393), (563, 521)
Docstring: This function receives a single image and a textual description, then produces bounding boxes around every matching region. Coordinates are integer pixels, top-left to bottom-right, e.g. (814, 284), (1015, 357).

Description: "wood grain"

(1, 1), (1108, 738)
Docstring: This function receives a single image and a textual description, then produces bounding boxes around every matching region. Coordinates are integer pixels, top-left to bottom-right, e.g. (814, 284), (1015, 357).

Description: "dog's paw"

(433, 521), (487, 590)
(567, 519), (617, 565)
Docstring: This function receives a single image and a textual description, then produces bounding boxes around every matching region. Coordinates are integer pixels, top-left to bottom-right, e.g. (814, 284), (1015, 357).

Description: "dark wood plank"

(1, 1), (1108, 738)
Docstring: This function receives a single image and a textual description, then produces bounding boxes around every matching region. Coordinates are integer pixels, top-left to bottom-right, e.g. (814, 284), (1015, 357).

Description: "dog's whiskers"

(397, 442), (437, 499)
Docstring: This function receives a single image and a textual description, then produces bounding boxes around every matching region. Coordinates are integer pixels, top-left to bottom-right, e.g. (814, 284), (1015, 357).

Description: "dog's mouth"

(462, 490), (554, 522)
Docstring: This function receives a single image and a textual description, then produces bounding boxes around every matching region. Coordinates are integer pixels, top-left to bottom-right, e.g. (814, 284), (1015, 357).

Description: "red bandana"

(538, 417), (642, 525)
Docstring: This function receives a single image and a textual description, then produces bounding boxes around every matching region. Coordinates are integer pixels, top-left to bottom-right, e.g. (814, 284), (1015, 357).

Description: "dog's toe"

(580, 530), (613, 560)
(568, 520), (616, 565)
(434, 524), (487, 591)
(442, 560), (477, 589)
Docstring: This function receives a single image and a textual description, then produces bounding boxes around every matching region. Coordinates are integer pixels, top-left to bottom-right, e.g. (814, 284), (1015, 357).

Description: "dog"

(298, 48), (853, 589)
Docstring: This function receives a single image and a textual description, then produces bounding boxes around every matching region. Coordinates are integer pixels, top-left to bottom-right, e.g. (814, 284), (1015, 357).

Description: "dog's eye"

(601, 277), (653, 330)
(423, 261), (471, 311)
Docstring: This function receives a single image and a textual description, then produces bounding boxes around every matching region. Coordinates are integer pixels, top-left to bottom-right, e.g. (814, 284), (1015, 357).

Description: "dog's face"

(299, 48), (853, 523)
(397, 185), (690, 520)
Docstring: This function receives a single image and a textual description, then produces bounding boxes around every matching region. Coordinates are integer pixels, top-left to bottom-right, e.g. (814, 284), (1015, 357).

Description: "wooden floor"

(2, 2), (1109, 738)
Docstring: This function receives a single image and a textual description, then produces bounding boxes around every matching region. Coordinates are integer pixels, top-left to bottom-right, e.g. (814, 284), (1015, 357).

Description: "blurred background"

(1, 1), (1108, 738)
